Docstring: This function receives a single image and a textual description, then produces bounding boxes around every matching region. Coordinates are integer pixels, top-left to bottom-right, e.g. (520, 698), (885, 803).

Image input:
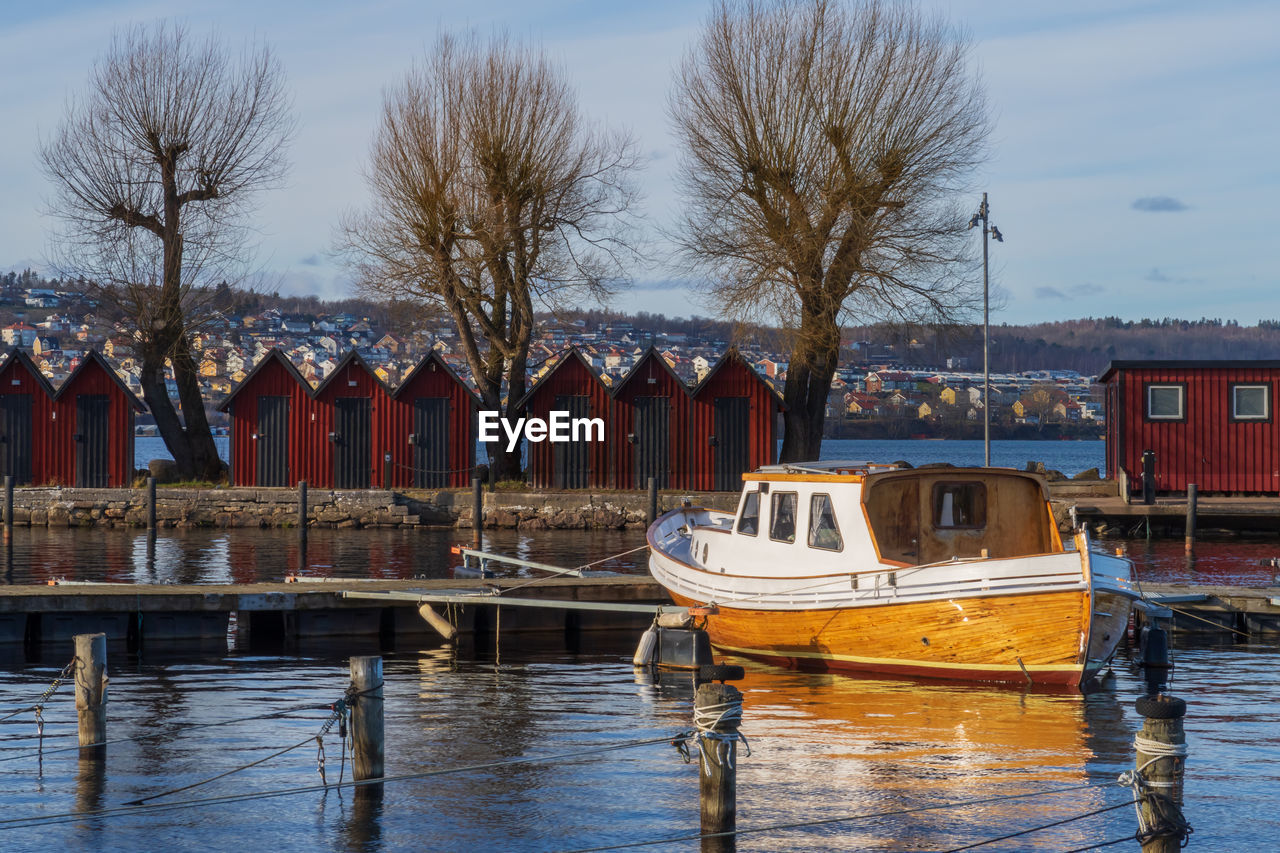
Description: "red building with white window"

(1099, 360), (1280, 495)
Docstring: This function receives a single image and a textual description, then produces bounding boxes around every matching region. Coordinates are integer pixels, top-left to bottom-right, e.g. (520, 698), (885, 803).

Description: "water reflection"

(2, 527), (649, 586)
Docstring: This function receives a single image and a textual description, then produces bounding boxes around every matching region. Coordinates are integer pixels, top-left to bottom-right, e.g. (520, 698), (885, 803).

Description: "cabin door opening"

(75, 394), (110, 487)
(413, 397), (450, 488)
(553, 395), (590, 489)
(633, 396), (670, 489)
(0, 394), (33, 485)
(712, 397), (750, 491)
(256, 396), (290, 487)
(333, 397), (372, 489)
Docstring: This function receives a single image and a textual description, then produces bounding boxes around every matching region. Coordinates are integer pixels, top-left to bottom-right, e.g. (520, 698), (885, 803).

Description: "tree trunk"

(139, 347), (194, 477)
(778, 303), (842, 463)
(171, 335), (225, 480)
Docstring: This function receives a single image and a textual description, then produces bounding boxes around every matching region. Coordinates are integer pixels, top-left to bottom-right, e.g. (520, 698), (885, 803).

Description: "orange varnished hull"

(668, 588), (1094, 686)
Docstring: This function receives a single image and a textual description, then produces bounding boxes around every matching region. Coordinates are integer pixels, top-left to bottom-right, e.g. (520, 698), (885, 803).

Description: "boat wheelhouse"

(647, 461), (1137, 688)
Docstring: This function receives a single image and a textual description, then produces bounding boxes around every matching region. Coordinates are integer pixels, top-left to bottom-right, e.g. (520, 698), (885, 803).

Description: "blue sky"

(1, 0), (1276, 326)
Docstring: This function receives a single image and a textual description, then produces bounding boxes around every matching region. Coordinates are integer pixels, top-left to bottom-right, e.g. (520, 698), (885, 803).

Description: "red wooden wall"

(49, 351), (141, 487)
(522, 349), (613, 489)
(1102, 361), (1280, 494)
(610, 349), (692, 490)
(0, 350), (57, 485)
(388, 353), (479, 488)
(688, 351), (782, 490)
(307, 352), (394, 489)
(223, 350), (314, 487)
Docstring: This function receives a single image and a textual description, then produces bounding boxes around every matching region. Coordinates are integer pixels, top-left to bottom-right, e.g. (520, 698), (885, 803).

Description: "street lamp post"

(968, 193), (1002, 467)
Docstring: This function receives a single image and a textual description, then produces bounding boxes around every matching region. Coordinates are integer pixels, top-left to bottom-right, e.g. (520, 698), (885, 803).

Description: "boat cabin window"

(933, 482), (986, 529)
(808, 493), (843, 551)
(736, 490), (760, 536)
(770, 492), (798, 543)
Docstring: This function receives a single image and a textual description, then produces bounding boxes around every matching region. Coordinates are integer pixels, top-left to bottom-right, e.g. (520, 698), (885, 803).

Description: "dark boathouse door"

(553, 395), (589, 489)
(333, 397), (372, 489)
(0, 394), (33, 485)
(75, 394), (110, 487)
(713, 397), (750, 491)
(0, 395), (33, 484)
(256, 396), (290, 487)
(633, 396), (669, 489)
(412, 397), (450, 488)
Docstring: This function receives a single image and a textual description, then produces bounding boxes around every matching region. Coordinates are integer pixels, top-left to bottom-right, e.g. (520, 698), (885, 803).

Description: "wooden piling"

(383, 454), (393, 491)
(1134, 694), (1188, 852)
(3, 474), (12, 539)
(1184, 484), (1198, 554)
(472, 477), (483, 544)
(298, 481), (308, 537)
(695, 680), (742, 851)
(350, 656), (385, 789)
(74, 633), (107, 752)
(147, 477), (157, 530)
(647, 477), (658, 526)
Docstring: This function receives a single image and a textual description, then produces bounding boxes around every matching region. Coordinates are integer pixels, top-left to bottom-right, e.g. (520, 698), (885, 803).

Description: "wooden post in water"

(298, 480), (309, 535)
(1184, 484), (1197, 554)
(472, 477), (483, 546)
(3, 474), (12, 541)
(383, 453), (393, 491)
(696, 679), (742, 851)
(147, 477), (157, 531)
(1134, 694), (1188, 852)
(350, 656), (385, 791)
(647, 477), (658, 526)
(74, 633), (107, 753)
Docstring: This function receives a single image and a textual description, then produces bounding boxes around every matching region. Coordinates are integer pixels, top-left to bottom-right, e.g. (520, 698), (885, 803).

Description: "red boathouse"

(389, 352), (480, 488)
(220, 349), (314, 488)
(1100, 360), (1280, 494)
(0, 348), (58, 485)
(610, 348), (693, 491)
(50, 350), (146, 487)
(518, 348), (613, 490)
(688, 349), (784, 491)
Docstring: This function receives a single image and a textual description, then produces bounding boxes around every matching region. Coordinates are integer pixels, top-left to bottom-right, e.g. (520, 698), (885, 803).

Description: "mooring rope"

(1117, 733), (1192, 846)
(672, 699), (749, 774)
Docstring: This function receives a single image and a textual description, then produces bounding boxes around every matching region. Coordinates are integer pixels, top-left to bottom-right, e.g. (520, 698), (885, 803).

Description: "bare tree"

(41, 22), (293, 480)
(340, 33), (640, 480)
(670, 0), (989, 460)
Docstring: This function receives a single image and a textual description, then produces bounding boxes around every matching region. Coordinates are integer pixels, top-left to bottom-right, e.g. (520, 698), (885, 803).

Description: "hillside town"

(0, 272), (1103, 435)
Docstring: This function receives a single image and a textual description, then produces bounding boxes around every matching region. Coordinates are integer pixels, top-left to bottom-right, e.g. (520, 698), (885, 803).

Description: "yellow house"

(940, 387), (958, 405)
(199, 357), (220, 378)
(1012, 400), (1028, 418)
(375, 365), (394, 385)
(917, 401), (933, 418)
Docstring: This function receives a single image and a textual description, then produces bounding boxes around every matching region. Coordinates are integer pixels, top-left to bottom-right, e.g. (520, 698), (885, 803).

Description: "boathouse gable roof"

(55, 348), (146, 411)
(689, 347), (786, 408)
(513, 347), (609, 411)
(0, 346), (57, 398)
(217, 348), (314, 412)
(312, 349), (394, 399)
(393, 350), (483, 408)
(609, 345), (692, 400)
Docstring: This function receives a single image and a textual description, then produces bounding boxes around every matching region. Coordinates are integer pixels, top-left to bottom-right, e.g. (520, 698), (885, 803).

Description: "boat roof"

(745, 462), (1049, 494)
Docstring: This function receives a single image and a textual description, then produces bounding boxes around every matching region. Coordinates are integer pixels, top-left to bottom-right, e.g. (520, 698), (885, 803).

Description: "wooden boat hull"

(665, 588), (1132, 687)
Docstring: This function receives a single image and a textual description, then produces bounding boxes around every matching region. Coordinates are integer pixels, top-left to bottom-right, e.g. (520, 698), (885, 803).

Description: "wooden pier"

(0, 576), (669, 651)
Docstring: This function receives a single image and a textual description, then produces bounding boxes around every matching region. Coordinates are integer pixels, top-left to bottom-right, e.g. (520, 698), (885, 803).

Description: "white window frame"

(1231, 384), (1270, 421)
(1146, 384), (1185, 421)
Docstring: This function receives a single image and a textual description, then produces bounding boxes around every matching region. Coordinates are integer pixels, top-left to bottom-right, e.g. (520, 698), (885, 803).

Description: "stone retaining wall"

(2, 482), (1106, 531)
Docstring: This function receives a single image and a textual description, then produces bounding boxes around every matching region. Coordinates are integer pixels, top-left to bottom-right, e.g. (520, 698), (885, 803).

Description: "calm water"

(0, 638), (1271, 851)
(134, 437), (1104, 478)
(2, 525), (1275, 587)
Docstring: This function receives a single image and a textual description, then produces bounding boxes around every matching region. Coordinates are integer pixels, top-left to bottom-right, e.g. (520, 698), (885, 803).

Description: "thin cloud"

(1132, 196), (1188, 213)
(1035, 286), (1067, 300)
(1144, 267), (1202, 285)
(299, 254), (322, 267)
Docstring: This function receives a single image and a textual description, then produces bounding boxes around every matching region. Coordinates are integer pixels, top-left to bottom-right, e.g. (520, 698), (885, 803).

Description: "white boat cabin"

(689, 462), (1063, 576)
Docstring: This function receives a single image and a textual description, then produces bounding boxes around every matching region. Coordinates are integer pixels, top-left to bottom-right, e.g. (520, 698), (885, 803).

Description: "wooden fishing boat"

(647, 462), (1138, 689)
